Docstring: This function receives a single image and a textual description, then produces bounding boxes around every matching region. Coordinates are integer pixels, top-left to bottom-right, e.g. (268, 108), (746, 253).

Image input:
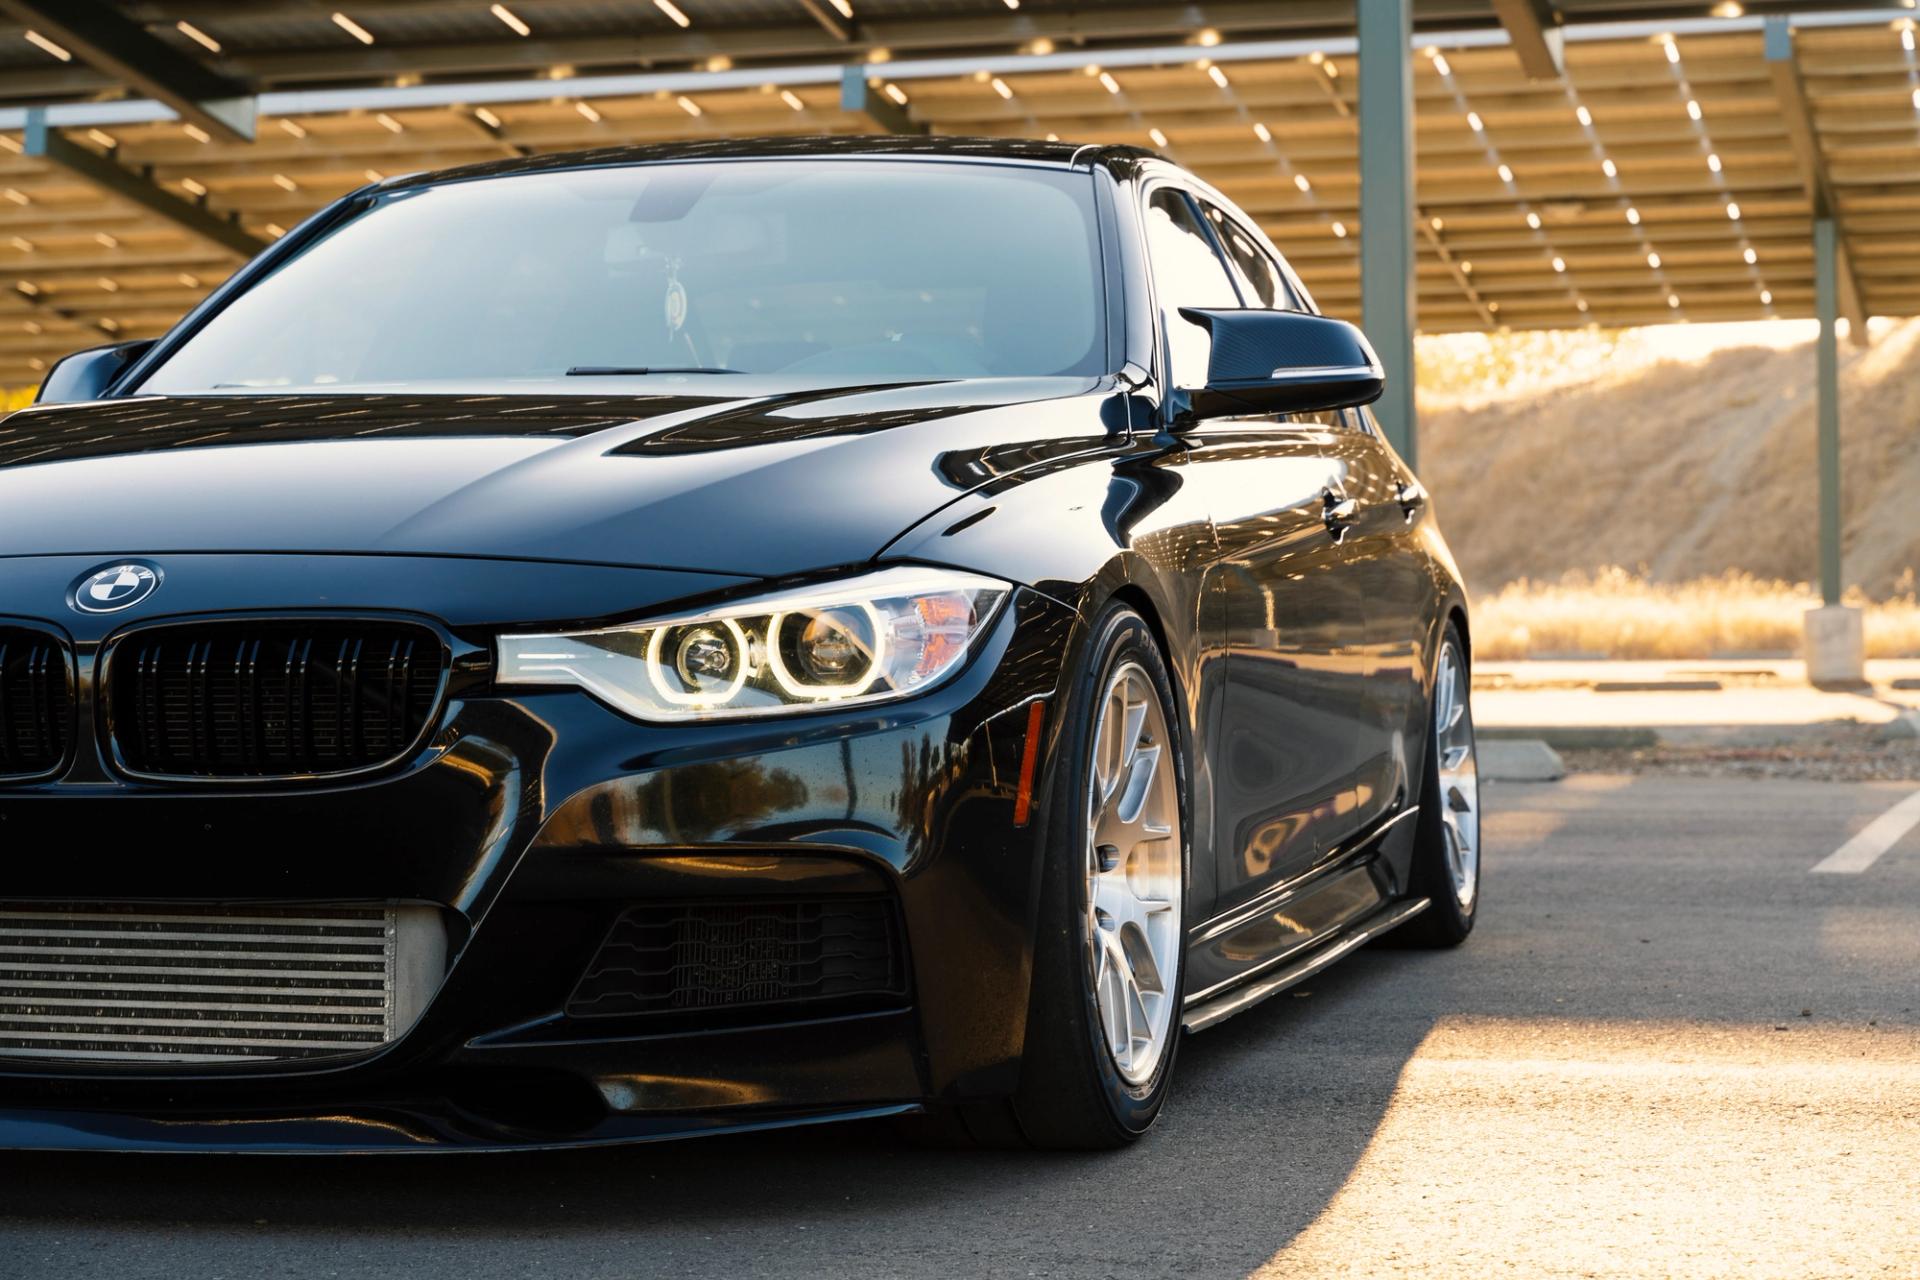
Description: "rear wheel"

(915, 603), (1188, 1149)
(1387, 621), (1480, 948)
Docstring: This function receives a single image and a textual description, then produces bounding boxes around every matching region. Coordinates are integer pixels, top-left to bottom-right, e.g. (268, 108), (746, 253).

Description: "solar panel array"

(1, 2), (1915, 387)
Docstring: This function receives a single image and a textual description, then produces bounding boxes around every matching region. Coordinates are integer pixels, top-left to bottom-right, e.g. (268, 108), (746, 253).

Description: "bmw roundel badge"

(71, 562), (161, 614)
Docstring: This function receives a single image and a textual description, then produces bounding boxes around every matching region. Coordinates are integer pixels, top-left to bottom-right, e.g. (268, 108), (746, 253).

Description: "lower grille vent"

(568, 898), (906, 1019)
(0, 627), (71, 778)
(0, 904), (422, 1064)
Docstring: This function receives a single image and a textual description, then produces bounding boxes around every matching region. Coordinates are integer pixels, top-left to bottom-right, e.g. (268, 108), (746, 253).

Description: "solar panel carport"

(0, 0), (1912, 636)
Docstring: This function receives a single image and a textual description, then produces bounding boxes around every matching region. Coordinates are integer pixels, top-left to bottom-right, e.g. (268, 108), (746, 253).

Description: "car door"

(1138, 182), (1371, 920)
(1340, 404), (1432, 824)
(1206, 198), (1424, 835)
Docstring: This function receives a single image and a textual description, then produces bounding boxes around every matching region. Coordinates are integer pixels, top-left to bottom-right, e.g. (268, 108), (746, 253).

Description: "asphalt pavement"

(3, 772), (1917, 1279)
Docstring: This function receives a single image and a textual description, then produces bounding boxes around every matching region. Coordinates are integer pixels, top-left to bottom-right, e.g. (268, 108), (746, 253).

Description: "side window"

(1200, 201), (1292, 311)
(1142, 187), (1242, 389)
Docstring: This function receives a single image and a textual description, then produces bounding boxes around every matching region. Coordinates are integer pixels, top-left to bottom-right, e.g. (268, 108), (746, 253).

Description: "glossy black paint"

(33, 340), (153, 405)
(1172, 308), (1384, 421)
(0, 136), (1466, 1151)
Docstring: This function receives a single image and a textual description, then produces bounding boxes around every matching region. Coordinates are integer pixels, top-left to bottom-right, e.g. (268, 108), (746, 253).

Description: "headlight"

(497, 567), (1010, 722)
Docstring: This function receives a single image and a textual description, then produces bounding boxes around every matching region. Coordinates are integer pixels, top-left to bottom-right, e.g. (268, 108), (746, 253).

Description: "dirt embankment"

(1417, 317), (1920, 599)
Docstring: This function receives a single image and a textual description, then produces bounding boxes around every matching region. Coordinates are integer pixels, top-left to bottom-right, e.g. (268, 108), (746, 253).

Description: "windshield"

(138, 159), (1110, 393)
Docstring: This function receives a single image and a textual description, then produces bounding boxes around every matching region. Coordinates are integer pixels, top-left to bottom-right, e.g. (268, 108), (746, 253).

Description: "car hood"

(0, 377), (1113, 578)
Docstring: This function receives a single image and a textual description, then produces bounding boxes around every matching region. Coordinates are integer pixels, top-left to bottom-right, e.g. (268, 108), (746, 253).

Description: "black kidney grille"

(0, 628), (71, 778)
(568, 898), (906, 1019)
(111, 622), (445, 779)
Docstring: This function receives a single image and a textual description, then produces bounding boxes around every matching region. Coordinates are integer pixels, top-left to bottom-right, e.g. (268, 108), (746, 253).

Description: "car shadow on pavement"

(0, 951), (1452, 1277)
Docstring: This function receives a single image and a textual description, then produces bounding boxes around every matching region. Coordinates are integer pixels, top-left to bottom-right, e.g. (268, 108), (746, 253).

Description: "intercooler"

(0, 903), (445, 1065)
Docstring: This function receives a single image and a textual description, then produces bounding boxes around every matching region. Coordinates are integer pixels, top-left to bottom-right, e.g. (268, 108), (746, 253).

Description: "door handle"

(1395, 480), (1427, 521)
(1322, 490), (1359, 538)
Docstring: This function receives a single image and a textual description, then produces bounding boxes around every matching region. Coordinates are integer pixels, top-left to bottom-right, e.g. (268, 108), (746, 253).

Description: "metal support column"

(1358, 0), (1418, 469)
(1814, 216), (1842, 606)
(840, 67), (924, 135)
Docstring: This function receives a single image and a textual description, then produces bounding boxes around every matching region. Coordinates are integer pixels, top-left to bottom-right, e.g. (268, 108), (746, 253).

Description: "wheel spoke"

(1431, 640), (1479, 913)
(1091, 869), (1139, 930)
(1115, 743), (1160, 826)
(1120, 687), (1149, 766)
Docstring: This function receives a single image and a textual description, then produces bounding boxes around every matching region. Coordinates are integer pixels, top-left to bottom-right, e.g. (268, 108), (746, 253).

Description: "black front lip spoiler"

(0, 1101), (922, 1155)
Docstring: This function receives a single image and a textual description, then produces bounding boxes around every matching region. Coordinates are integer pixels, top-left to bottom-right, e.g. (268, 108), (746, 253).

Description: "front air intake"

(568, 898), (907, 1020)
(106, 620), (446, 780)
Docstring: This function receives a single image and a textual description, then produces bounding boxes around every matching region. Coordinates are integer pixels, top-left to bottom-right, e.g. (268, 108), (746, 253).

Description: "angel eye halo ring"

(497, 566), (1010, 722)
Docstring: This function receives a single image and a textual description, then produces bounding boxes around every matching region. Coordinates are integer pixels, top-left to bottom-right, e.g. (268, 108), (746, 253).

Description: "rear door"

(1340, 405), (1432, 823)
(1138, 182), (1371, 918)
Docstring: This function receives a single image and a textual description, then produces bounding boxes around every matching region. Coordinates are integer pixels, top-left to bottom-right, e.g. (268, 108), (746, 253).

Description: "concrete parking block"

(1479, 737), (1567, 781)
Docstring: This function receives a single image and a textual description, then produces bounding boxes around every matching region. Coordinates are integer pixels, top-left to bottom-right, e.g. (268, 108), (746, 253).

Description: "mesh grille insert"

(108, 621), (445, 779)
(568, 898), (906, 1019)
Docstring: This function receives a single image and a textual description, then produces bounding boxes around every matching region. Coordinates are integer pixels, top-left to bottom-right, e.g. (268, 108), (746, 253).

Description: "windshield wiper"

(564, 365), (745, 376)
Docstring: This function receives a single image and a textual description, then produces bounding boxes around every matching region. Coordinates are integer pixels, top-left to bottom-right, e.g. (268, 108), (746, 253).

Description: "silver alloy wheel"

(1432, 639), (1481, 912)
(1085, 661), (1183, 1087)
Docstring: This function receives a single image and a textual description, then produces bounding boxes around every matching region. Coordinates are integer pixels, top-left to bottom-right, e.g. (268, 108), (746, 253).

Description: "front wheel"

(1387, 620), (1481, 948)
(915, 603), (1189, 1150)
(1016, 604), (1188, 1147)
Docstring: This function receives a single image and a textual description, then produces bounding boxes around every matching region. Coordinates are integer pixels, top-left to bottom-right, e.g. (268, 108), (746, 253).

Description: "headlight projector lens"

(645, 618), (750, 708)
(673, 625), (737, 687)
(794, 608), (876, 684)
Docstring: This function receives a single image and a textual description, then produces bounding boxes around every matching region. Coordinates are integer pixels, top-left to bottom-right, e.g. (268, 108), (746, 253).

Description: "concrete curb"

(1483, 726), (1659, 751)
(1486, 719), (1920, 750)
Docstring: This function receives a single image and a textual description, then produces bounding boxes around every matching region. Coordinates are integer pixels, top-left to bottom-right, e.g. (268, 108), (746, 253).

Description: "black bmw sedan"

(0, 135), (1477, 1152)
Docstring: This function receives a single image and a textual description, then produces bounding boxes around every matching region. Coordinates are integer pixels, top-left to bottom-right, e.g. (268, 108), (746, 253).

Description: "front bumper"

(0, 566), (1078, 1152)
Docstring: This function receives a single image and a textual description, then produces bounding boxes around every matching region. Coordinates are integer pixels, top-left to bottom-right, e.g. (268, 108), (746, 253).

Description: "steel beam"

(1358, 0), (1418, 467)
(840, 67), (925, 135)
(1417, 214), (1495, 328)
(1488, 0), (1565, 79)
(0, 0), (254, 142)
(22, 110), (266, 259)
(795, 0), (853, 43)
(458, 107), (530, 159)
(1764, 15), (1866, 343)
(6, 284), (111, 342)
(1814, 215), (1842, 606)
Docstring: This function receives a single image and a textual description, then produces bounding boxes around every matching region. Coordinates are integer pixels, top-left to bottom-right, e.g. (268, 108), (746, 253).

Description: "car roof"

(379, 134), (1158, 192)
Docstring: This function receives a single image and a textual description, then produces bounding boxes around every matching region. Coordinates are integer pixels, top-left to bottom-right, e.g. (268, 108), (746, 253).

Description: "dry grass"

(1473, 567), (1920, 660)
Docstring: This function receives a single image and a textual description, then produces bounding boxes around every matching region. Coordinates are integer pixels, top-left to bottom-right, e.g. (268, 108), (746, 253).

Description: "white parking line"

(1810, 787), (1920, 874)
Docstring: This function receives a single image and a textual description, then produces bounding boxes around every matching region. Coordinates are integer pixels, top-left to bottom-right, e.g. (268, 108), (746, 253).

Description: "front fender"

(881, 431), (1225, 922)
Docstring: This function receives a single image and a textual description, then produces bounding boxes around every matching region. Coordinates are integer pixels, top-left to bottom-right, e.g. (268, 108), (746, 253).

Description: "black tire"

(909, 601), (1190, 1150)
(1384, 619), (1479, 949)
